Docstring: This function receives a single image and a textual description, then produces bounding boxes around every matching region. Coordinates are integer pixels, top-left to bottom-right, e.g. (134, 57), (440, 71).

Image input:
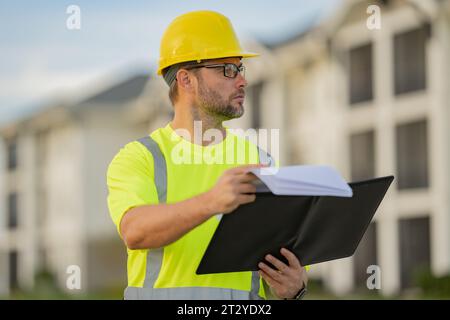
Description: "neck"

(171, 103), (227, 146)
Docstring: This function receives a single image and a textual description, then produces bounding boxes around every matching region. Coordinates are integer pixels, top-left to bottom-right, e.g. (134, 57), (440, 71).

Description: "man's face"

(193, 57), (247, 120)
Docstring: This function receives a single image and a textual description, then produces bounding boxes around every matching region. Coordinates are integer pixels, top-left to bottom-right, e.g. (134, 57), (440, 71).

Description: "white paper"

(249, 165), (353, 197)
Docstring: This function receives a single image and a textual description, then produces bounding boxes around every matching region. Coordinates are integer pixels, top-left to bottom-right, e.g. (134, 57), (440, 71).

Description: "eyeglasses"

(185, 63), (245, 79)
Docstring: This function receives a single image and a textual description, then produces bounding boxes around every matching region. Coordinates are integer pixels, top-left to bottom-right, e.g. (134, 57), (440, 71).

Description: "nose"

(235, 72), (247, 88)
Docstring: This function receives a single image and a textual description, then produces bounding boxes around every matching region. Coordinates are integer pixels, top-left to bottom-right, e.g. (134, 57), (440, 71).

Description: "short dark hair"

(163, 61), (201, 105)
(168, 76), (179, 105)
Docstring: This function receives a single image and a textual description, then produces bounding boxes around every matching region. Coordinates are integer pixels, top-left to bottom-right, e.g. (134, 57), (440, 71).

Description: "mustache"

(230, 89), (245, 99)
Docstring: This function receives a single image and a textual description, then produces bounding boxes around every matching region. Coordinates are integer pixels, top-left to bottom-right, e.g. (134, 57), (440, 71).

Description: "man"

(107, 10), (308, 300)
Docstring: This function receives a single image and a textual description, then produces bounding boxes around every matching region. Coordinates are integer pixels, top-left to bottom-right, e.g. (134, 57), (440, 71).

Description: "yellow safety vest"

(107, 123), (274, 299)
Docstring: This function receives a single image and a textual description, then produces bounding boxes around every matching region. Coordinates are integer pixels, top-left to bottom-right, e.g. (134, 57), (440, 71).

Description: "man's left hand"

(258, 247), (308, 299)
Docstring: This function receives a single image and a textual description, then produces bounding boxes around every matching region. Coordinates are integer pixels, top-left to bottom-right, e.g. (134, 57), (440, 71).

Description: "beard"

(196, 77), (244, 120)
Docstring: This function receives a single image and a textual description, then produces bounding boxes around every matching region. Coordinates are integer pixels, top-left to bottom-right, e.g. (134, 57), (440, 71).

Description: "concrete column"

(428, 12), (450, 276)
(0, 137), (9, 296)
(20, 133), (37, 291)
(261, 76), (287, 166)
(325, 258), (354, 295)
(374, 17), (400, 296)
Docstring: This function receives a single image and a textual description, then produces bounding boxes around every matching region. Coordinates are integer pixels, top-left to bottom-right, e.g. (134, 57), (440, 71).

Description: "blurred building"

(244, 0), (450, 295)
(0, 74), (173, 296)
(1, 0), (450, 298)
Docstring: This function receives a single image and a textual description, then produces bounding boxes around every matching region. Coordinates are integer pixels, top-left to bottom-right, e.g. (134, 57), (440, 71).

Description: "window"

(394, 26), (428, 95)
(349, 43), (373, 105)
(250, 82), (263, 129)
(9, 251), (19, 290)
(8, 193), (18, 229)
(7, 139), (17, 171)
(350, 130), (375, 181)
(399, 217), (430, 289)
(396, 120), (428, 189)
(353, 222), (378, 289)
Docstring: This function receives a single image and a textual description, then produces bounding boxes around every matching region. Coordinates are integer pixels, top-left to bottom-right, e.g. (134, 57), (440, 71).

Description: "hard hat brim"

(157, 51), (260, 75)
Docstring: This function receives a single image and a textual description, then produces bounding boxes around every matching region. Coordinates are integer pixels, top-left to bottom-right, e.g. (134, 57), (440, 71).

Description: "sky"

(0, 0), (340, 125)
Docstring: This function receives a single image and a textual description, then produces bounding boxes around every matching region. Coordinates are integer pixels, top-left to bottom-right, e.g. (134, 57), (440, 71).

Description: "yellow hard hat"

(157, 10), (259, 75)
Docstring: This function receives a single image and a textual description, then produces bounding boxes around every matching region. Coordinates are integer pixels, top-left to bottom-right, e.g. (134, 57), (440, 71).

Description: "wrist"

(195, 191), (217, 218)
(285, 282), (307, 300)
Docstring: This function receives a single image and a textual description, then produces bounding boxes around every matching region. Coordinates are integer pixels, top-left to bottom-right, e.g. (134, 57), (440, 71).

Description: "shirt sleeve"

(106, 141), (159, 238)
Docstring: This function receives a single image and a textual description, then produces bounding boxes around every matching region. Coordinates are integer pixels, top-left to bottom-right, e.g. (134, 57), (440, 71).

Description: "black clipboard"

(196, 176), (394, 274)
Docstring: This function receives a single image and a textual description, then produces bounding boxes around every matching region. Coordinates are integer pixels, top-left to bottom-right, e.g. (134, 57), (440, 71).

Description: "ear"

(176, 69), (197, 93)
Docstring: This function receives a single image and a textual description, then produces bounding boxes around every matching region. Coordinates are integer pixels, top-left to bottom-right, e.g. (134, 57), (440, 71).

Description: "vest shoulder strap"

(137, 135), (167, 204)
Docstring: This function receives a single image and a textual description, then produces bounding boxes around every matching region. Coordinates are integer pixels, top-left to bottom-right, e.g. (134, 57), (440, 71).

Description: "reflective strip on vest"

(137, 136), (167, 203)
(137, 136), (166, 289)
(126, 136), (274, 300)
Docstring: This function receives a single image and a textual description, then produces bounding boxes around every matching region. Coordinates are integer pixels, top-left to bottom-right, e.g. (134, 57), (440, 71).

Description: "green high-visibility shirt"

(107, 123), (267, 297)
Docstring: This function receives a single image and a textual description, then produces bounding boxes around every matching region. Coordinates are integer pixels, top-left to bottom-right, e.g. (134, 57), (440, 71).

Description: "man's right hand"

(204, 164), (266, 214)
(121, 163), (266, 250)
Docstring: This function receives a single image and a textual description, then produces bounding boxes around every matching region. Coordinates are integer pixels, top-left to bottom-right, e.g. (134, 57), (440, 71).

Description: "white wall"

(428, 7), (450, 277)
(20, 133), (37, 291)
(38, 122), (86, 292)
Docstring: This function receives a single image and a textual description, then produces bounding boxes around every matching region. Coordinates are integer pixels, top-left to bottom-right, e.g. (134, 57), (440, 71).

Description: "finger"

(237, 172), (260, 183)
(228, 164), (267, 175)
(237, 194), (256, 205)
(236, 183), (257, 194)
(280, 248), (302, 269)
(259, 269), (280, 289)
(264, 254), (289, 274)
(258, 262), (284, 282)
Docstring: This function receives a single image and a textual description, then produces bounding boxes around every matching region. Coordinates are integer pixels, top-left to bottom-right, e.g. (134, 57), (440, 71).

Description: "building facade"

(0, 74), (173, 297)
(244, 0), (450, 295)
